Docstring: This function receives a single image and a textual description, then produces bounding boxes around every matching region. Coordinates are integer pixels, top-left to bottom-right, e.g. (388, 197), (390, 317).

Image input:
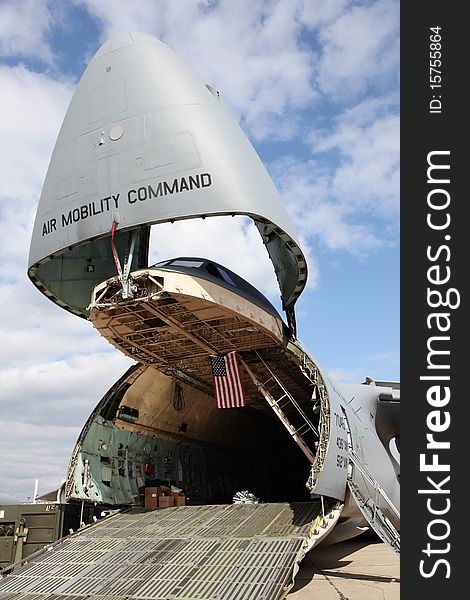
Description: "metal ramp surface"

(0, 502), (321, 600)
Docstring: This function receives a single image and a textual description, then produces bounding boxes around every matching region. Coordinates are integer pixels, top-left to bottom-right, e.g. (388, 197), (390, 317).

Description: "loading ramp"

(0, 501), (332, 600)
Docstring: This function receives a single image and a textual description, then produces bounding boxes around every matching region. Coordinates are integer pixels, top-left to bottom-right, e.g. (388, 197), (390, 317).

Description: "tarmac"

(287, 533), (399, 599)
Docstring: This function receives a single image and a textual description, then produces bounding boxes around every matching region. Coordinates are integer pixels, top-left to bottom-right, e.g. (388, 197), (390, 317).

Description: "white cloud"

(326, 367), (367, 383)
(363, 351), (400, 363)
(299, 0), (349, 28)
(73, 0), (160, 38)
(0, 352), (133, 426)
(0, 0), (58, 65)
(0, 278), (126, 369)
(0, 65), (73, 204)
(324, 351), (399, 384)
(309, 93), (400, 221)
(0, 202), (35, 271)
(270, 92), (399, 254)
(271, 156), (382, 255)
(316, 0), (399, 100)
(0, 422), (84, 500)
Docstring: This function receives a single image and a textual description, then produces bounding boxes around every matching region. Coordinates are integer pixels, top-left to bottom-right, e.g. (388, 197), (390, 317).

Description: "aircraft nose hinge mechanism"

(111, 220), (139, 300)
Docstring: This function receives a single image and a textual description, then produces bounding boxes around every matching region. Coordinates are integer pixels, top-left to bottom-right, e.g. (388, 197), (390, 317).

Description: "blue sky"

(0, 0), (399, 500)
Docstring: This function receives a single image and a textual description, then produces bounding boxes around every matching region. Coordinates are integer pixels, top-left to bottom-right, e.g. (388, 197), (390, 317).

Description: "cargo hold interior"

(66, 364), (318, 507)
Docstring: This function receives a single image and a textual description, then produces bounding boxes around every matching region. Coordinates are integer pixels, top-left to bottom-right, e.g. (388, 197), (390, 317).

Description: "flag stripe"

(226, 353), (237, 406)
(210, 352), (246, 409)
(229, 352), (240, 407)
(228, 352), (243, 407)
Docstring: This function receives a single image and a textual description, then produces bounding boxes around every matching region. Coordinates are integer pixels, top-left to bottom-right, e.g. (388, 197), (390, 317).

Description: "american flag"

(210, 352), (246, 408)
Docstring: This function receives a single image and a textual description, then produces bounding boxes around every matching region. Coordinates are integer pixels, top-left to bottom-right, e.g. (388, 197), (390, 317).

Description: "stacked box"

(158, 496), (174, 508)
(144, 487), (160, 509)
(171, 491), (186, 506)
(144, 495), (158, 509)
(144, 486), (185, 509)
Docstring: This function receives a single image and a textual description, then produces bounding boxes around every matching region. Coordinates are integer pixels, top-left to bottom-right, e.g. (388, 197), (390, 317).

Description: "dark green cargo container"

(0, 503), (97, 569)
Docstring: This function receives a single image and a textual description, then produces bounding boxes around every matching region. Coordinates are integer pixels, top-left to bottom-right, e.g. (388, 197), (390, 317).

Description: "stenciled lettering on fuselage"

(333, 411), (349, 470)
(127, 172), (212, 204)
(41, 172), (213, 236)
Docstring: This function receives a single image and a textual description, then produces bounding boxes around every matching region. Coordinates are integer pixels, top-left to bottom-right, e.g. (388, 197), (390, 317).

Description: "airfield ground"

(288, 534), (399, 599)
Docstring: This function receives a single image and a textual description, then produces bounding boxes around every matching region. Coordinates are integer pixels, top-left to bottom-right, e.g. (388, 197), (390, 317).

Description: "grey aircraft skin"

(28, 32), (400, 552)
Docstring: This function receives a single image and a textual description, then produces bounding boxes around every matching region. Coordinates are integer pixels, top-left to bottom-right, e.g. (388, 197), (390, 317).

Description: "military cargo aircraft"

(27, 32), (400, 554)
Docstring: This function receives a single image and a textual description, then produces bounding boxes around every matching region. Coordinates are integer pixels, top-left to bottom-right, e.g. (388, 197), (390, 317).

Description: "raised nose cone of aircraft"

(28, 31), (307, 333)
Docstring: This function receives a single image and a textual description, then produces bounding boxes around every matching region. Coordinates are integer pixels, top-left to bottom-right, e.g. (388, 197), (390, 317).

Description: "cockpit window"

(217, 267), (237, 286)
(205, 262), (222, 279)
(203, 262), (237, 286)
(168, 259), (205, 268)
